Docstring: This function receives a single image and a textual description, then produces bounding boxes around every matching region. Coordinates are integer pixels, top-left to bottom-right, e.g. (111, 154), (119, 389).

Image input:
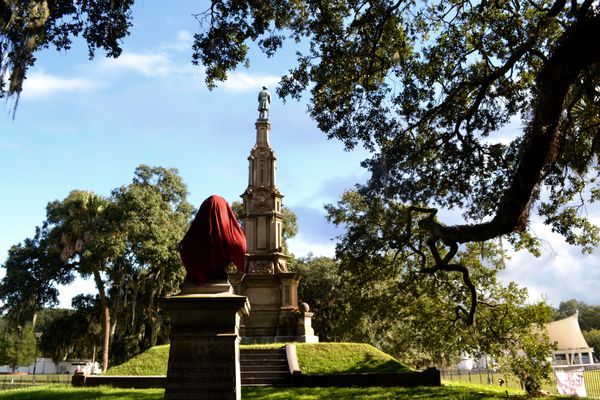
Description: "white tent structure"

(547, 313), (595, 366)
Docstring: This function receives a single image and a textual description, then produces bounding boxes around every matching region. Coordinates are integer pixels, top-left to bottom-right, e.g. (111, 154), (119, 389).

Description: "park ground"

(0, 381), (578, 399)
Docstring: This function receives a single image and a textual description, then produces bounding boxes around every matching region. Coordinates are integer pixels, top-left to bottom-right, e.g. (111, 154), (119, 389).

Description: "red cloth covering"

(179, 195), (246, 285)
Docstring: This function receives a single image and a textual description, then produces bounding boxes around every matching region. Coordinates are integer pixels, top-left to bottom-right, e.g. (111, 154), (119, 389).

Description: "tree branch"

(419, 14), (600, 245)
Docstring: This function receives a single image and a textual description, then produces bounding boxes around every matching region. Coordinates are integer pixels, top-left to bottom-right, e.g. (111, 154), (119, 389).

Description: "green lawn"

(0, 382), (569, 399)
(105, 345), (170, 376)
(294, 342), (410, 374)
(105, 342), (410, 376)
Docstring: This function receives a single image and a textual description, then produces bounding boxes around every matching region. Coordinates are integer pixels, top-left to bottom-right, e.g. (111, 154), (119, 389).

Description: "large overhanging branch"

(421, 13), (600, 246)
(406, 14), (600, 325)
(404, 206), (478, 325)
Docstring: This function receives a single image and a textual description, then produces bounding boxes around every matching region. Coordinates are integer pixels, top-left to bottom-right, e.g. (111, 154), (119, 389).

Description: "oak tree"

(325, 190), (554, 390)
(192, 0), (600, 324)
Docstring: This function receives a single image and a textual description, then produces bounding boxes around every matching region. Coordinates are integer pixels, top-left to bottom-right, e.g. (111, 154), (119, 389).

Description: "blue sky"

(1, 1), (599, 308)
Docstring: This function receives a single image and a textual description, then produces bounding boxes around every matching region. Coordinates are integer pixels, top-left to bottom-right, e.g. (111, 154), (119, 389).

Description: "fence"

(0, 374), (72, 390)
(441, 368), (524, 391)
(442, 365), (600, 398)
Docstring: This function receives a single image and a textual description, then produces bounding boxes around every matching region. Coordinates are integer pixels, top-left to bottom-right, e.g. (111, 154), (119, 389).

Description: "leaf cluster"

(1, 0), (134, 105)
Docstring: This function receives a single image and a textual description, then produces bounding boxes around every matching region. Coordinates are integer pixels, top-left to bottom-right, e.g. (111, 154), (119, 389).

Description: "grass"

(0, 386), (163, 399)
(0, 382), (572, 399)
(294, 342), (411, 375)
(104, 342), (410, 376)
(104, 345), (170, 376)
(0, 375), (71, 384)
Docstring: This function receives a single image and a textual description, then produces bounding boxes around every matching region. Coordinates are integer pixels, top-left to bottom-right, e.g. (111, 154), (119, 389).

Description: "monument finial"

(258, 86), (271, 120)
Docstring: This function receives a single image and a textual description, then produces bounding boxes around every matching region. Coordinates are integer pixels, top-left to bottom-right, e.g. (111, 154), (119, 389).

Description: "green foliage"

(108, 165), (193, 356)
(105, 345), (170, 376)
(583, 329), (600, 360)
(1, 0), (135, 104)
(44, 189), (113, 371)
(0, 164), (193, 370)
(323, 190), (555, 370)
(555, 299), (600, 331)
(289, 255), (341, 340)
(295, 342), (410, 375)
(0, 322), (37, 372)
(0, 230), (73, 326)
(37, 300), (101, 363)
(193, 0), (600, 326)
(193, 0), (600, 247)
(500, 325), (556, 394)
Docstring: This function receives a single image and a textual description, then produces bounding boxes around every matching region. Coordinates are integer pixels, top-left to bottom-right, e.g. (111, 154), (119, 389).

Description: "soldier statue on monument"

(258, 86), (271, 120)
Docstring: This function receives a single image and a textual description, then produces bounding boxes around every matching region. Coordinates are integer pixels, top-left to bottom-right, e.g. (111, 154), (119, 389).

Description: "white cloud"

(177, 30), (193, 44)
(499, 220), (600, 307)
(481, 116), (523, 145)
(221, 71), (280, 92)
(288, 235), (337, 258)
(102, 52), (173, 77)
(156, 29), (194, 53)
(22, 72), (100, 99)
(167, 30), (194, 52)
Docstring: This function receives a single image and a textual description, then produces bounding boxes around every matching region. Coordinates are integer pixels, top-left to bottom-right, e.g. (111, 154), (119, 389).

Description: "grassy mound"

(295, 343), (411, 375)
(104, 342), (410, 376)
(105, 345), (169, 376)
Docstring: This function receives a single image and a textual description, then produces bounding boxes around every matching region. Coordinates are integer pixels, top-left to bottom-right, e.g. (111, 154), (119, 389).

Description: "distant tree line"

(0, 165), (193, 371)
(0, 165), (300, 372)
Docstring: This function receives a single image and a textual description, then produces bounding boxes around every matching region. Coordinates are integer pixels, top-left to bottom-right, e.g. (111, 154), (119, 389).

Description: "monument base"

(161, 281), (250, 400)
(228, 273), (318, 343)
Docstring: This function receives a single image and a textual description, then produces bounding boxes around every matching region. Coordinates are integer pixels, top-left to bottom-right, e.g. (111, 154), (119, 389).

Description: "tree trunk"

(93, 269), (111, 372)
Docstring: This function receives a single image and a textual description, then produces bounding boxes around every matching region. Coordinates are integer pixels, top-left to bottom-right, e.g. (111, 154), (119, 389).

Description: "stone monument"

(228, 88), (318, 343)
(161, 196), (250, 400)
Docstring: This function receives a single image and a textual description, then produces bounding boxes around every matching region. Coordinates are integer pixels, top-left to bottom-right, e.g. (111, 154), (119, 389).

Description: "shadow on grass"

(242, 385), (530, 400)
(342, 354), (409, 374)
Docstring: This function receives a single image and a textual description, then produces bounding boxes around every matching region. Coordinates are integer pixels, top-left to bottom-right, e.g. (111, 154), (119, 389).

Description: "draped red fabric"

(179, 195), (246, 285)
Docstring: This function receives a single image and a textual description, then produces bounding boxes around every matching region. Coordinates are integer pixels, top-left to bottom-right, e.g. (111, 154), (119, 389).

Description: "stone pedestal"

(229, 273), (318, 343)
(161, 282), (250, 400)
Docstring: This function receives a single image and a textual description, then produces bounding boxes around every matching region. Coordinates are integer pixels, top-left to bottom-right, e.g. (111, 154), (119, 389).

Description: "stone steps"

(240, 348), (292, 387)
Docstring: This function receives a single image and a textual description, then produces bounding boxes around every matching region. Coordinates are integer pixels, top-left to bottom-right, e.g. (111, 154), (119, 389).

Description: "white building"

(455, 312), (596, 370)
(547, 313), (595, 366)
(0, 358), (101, 375)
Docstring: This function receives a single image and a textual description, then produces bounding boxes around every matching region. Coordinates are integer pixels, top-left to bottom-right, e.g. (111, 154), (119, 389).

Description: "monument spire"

(241, 87), (287, 273)
(228, 90), (317, 343)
